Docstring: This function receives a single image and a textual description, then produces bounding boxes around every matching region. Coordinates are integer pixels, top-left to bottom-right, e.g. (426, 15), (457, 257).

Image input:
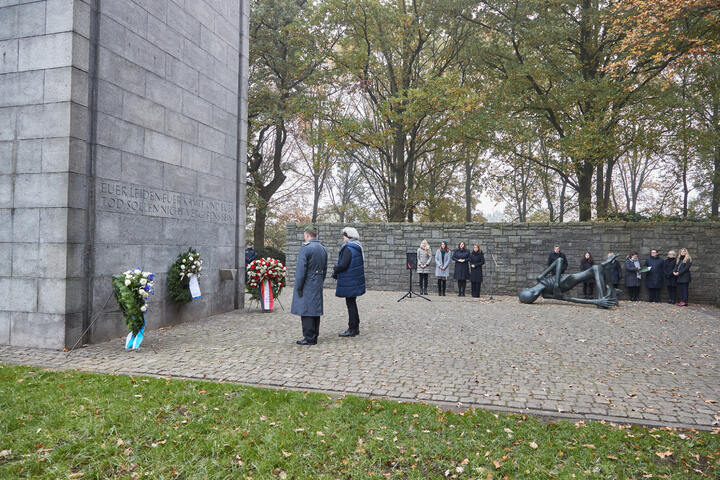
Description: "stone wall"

(0, 0), (91, 348)
(1, 0), (248, 349)
(286, 222), (720, 304)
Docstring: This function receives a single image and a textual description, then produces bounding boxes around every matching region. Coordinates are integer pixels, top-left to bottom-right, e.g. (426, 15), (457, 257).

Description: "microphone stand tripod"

(397, 265), (431, 302)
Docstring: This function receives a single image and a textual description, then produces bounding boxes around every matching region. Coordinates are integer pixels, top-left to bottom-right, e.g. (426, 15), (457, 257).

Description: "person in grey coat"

(290, 227), (328, 345)
(416, 239), (433, 295)
(435, 241), (451, 296)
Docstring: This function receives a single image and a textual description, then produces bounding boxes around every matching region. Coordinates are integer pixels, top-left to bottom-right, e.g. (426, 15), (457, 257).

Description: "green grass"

(1, 364), (718, 479)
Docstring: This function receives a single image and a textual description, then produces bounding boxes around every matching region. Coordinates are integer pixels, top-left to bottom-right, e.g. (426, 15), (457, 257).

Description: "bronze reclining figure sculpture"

(519, 254), (620, 309)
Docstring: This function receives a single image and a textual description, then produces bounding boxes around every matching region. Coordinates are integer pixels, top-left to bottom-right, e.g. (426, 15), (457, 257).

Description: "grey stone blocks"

(2, 0), (245, 349)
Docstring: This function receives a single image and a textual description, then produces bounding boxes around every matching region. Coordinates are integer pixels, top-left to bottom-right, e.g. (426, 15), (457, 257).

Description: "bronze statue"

(519, 254), (620, 308)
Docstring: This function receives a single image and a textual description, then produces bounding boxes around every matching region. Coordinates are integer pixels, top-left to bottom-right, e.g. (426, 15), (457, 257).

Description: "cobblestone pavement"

(2, 291), (720, 430)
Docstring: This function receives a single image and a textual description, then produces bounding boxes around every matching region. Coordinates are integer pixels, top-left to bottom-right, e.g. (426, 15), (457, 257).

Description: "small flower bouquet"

(168, 248), (203, 303)
(112, 267), (155, 350)
(246, 257), (286, 311)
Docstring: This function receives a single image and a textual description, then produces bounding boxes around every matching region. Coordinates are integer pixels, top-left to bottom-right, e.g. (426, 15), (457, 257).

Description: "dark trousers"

(677, 283), (689, 304)
(345, 297), (360, 332)
(418, 273), (428, 291)
(647, 287), (661, 303)
(437, 279), (446, 295)
(628, 286), (640, 301)
(457, 280), (466, 296)
(471, 281), (482, 297)
(667, 285), (677, 304)
(582, 282), (594, 298)
(301, 316), (320, 342)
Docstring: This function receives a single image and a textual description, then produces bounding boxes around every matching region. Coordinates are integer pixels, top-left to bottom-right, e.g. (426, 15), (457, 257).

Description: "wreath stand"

(64, 291), (159, 360)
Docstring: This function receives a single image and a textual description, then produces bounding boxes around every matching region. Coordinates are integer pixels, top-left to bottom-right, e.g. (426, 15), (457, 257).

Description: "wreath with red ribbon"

(246, 257), (287, 300)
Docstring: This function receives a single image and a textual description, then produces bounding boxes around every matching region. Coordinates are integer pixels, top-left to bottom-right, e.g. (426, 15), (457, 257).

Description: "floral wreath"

(246, 257), (286, 301)
(168, 248), (203, 303)
(112, 267), (155, 335)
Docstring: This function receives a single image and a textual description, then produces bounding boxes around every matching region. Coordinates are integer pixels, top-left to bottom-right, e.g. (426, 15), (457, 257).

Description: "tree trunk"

(311, 174), (321, 224)
(712, 145), (720, 218)
(595, 162), (606, 218)
(254, 206), (267, 250)
(465, 156), (472, 222)
(603, 158), (615, 215)
(577, 161), (594, 221)
(559, 179), (567, 222)
(388, 130), (406, 221)
(682, 157), (689, 218)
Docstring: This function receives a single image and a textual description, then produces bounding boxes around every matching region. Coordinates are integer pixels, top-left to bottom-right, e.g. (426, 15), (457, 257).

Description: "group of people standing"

(290, 227), (366, 345)
(417, 240), (486, 297)
(550, 245), (693, 305)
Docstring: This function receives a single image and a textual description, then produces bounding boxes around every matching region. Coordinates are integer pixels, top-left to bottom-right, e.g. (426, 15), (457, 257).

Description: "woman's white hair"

(342, 226), (360, 240)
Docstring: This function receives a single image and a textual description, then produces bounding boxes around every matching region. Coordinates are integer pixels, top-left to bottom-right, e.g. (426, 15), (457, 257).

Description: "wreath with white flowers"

(246, 257), (287, 301)
(168, 248), (203, 303)
(112, 267), (155, 335)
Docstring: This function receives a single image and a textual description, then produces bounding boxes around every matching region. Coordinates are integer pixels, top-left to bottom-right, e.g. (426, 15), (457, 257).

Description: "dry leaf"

(316, 431), (324, 436)
(282, 450), (292, 457)
(529, 441), (538, 449)
(116, 439), (124, 446)
(0, 450), (11, 458)
(582, 444), (596, 449)
(493, 459), (502, 469)
(68, 473), (84, 479)
(656, 450), (673, 459)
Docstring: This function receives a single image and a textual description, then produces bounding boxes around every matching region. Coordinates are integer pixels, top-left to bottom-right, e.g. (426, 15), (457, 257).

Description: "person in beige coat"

(416, 239), (433, 295)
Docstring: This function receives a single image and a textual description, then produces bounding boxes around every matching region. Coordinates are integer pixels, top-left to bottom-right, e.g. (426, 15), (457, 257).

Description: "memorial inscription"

(97, 180), (235, 224)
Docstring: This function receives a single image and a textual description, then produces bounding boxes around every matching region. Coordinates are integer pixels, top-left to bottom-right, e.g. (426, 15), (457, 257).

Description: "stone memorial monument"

(0, 0), (250, 348)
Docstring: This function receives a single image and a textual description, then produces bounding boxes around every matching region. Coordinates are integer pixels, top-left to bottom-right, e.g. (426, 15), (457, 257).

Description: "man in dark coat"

(606, 252), (622, 290)
(547, 245), (568, 273)
(291, 228), (328, 345)
(332, 227), (366, 337)
(644, 249), (664, 302)
(663, 250), (677, 304)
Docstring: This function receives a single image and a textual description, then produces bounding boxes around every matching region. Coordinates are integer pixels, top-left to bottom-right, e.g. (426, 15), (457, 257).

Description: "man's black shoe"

(339, 329), (359, 337)
(296, 339), (316, 345)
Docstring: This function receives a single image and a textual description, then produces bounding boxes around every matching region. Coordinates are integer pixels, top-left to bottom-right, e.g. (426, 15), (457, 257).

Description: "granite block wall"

(88, 0), (243, 343)
(286, 222), (720, 304)
(1, 0), (248, 349)
(0, 0), (91, 348)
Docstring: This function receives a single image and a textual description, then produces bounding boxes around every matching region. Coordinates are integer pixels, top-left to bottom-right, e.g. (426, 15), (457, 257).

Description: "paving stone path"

(2, 291), (719, 430)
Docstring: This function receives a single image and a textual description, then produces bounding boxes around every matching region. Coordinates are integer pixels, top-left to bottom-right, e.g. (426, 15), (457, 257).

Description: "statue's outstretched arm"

(563, 295), (618, 309)
(536, 261), (558, 283)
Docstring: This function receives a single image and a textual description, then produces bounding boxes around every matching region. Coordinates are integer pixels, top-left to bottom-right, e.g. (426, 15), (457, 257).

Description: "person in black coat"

(547, 244), (568, 274)
(606, 252), (622, 291)
(644, 249), (664, 303)
(663, 250), (677, 304)
(452, 241), (470, 296)
(673, 248), (692, 306)
(625, 252), (641, 301)
(245, 242), (258, 283)
(580, 252), (594, 299)
(468, 244), (485, 298)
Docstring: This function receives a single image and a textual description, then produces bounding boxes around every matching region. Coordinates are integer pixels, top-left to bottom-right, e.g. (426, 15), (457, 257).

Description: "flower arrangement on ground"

(112, 267), (155, 349)
(168, 248), (203, 303)
(246, 257), (286, 310)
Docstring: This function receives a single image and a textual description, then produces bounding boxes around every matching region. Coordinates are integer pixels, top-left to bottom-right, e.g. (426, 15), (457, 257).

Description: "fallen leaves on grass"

(655, 450), (673, 459)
